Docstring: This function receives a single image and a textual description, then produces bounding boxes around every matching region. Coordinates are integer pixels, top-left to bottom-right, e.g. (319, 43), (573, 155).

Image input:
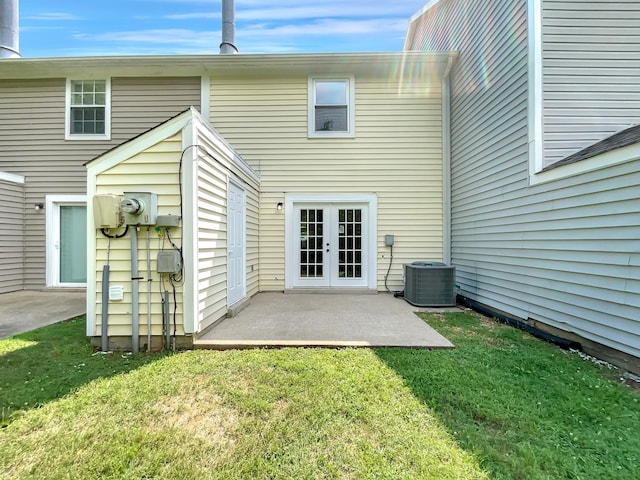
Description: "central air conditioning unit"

(404, 261), (456, 307)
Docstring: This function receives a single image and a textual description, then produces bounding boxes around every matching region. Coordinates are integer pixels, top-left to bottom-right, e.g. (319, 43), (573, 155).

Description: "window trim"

(65, 78), (111, 141)
(308, 75), (355, 138)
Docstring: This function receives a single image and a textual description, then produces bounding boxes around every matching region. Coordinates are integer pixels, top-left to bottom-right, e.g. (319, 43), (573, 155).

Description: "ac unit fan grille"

(404, 264), (456, 307)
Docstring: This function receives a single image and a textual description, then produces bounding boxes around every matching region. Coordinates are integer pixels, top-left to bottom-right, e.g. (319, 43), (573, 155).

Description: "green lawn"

(1, 312), (638, 479)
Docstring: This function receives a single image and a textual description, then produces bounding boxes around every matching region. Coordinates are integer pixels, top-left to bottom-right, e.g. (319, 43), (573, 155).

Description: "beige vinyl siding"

(0, 177), (25, 293)
(93, 135), (184, 339)
(194, 127), (260, 332)
(542, 0), (640, 166)
(0, 77), (201, 288)
(210, 76), (443, 291)
(407, 0), (640, 361)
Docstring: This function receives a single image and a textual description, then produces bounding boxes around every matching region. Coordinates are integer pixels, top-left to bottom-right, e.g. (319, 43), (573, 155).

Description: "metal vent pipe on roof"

(0, 0), (21, 58)
(219, 0), (238, 54)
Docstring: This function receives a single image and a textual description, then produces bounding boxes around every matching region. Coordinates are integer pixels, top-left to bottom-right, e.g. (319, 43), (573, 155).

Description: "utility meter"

(121, 192), (158, 226)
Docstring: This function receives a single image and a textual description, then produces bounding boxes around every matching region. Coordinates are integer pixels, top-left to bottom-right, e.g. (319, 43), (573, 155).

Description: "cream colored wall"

(210, 75), (443, 291)
(93, 134), (184, 340)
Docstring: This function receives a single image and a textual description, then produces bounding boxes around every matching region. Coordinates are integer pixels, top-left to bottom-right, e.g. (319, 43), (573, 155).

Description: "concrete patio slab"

(0, 290), (86, 339)
(195, 292), (456, 349)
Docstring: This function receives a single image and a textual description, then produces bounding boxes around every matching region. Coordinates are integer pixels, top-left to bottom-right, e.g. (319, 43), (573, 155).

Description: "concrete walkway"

(195, 292), (455, 349)
(0, 290), (86, 339)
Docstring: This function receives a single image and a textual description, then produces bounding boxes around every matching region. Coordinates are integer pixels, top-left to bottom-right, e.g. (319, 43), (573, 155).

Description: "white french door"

(291, 203), (369, 288)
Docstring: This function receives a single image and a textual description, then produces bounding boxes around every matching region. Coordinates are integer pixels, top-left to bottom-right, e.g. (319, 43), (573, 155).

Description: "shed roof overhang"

(0, 51), (457, 81)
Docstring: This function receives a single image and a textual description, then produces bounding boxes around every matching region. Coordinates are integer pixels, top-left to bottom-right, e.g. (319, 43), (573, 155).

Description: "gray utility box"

(404, 261), (456, 307)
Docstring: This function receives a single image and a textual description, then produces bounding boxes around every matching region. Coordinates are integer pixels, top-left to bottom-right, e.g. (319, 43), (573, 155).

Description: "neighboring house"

(406, 0), (640, 373)
(0, 53), (455, 349)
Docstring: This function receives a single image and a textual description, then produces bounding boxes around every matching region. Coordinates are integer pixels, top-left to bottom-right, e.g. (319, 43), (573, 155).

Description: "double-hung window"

(308, 76), (355, 138)
(66, 79), (111, 140)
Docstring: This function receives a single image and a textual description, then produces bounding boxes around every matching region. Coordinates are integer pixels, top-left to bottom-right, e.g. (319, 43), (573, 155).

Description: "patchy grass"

(376, 311), (640, 480)
(1, 311), (638, 479)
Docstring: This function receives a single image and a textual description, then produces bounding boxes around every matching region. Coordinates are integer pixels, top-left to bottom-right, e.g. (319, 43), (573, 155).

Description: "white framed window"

(308, 76), (355, 138)
(65, 79), (111, 140)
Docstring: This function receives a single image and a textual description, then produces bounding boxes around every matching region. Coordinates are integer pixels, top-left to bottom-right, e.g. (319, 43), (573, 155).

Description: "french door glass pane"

(300, 208), (324, 278)
(60, 205), (87, 283)
(338, 208), (362, 278)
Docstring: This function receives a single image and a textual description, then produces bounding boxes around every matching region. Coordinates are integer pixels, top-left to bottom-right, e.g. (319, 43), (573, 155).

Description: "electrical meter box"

(121, 192), (158, 226)
(157, 250), (182, 274)
(93, 194), (123, 229)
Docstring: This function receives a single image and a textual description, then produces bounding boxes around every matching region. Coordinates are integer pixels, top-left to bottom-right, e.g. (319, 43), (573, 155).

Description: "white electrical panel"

(121, 192), (158, 226)
(156, 214), (181, 228)
(157, 251), (182, 273)
(93, 194), (123, 229)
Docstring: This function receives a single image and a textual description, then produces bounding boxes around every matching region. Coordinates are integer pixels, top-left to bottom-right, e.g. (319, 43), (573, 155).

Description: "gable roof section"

(543, 124), (640, 172)
(86, 106), (259, 183)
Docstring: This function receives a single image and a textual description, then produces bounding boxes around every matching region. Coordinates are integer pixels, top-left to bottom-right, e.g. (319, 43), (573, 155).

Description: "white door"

(46, 195), (87, 287)
(227, 182), (246, 306)
(293, 203), (368, 288)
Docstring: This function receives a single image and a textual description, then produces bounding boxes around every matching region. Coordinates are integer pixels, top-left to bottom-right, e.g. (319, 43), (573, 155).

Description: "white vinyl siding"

(542, 0), (640, 166)
(0, 175), (25, 293)
(0, 76), (201, 289)
(407, 0), (640, 361)
(193, 127), (260, 333)
(210, 75), (444, 292)
(93, 135), (184, 339)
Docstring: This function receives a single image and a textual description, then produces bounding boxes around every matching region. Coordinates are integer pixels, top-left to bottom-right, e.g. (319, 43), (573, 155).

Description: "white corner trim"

(527, 0), (544, 182)
(181, 122), (199, 335)
(86, 178), (97, 336)
(441, 74), (452, 265)
(0, 171), (25, 184)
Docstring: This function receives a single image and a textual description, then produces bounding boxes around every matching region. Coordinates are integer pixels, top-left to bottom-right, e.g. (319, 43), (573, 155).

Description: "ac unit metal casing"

(404, 261), (456, 307)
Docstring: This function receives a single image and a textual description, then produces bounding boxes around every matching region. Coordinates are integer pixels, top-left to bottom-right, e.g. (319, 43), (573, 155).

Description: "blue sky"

(17, 1), (429, 57)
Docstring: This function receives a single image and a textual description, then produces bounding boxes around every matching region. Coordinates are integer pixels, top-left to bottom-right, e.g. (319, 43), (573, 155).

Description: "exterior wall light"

(34, 203), (44, 211)
(276, 202), (283, 211)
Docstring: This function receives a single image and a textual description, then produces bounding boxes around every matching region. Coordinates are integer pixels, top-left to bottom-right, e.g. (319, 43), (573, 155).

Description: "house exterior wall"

(407, 0), (640, 368)
(89, 110), (260, 345)
(209, 74), (444, 291)
(0, 174), (25, 293)
(193, 126), (260, 333)
(93, 134), (185, 341)
(0, 76), (201, 289)
(542, 0), (640, 167)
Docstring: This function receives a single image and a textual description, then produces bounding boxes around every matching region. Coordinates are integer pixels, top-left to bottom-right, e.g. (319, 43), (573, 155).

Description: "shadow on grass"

(0, 316), (165, 427)
(374, 311), (640, 480)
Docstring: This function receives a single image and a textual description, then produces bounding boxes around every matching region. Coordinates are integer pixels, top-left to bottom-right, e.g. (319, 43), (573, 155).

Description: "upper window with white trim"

(308, 76), (355, 138)
(66, 79), (111, 140)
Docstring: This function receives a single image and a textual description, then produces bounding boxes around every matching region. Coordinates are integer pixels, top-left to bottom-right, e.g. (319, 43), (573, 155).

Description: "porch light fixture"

(276, 202), (283, 211)
(34, 203), (44, 211)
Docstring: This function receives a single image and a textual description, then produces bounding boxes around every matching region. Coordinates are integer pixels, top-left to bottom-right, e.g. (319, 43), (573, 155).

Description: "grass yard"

(1, 312), (638, 479)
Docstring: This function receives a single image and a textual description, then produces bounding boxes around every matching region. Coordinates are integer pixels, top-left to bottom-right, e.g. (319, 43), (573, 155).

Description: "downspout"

(219, 0), (238, 54)
(131, 227), (140, 353)
(442, 54), (455, 265)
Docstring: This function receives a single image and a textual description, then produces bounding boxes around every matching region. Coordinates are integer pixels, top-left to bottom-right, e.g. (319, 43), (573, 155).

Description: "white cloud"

(24, 12), (82, 21)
